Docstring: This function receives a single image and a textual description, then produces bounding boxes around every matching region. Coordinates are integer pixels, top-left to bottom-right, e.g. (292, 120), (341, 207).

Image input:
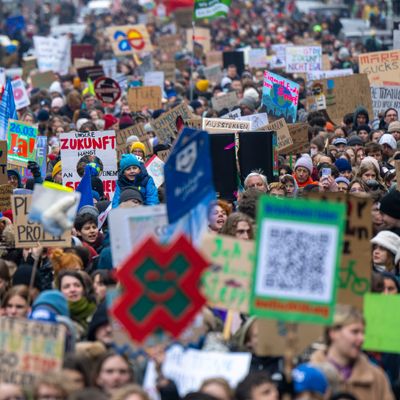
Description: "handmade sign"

(248, 48), (268, 69)
(22, 56), (37, 80)
(251, 196), (345, 324)
(211, 92), (238, 112)
(111, 235), (209, 343)
(11, 194), (71, 247)
(7, 120), (38, 165)
(0, 141), (7, 185)
(238, 113), (269, 130)
(145, 155), (165, 188)
(77, 65), (104, 82)
(358, 50), (400, 86)
(262, 71), (299, 123)
(60, 130), (117, 199)
(128, 86), (162, 112)
(115, 123), (151, 160)
(370, 86), (400, 119)
(206, 51), (223, 67)
(201, 234), (254, 313)
(144, 71), (165, 90)
(221, 109), (242, 119)
(286, 46), (322, 73)
(203, 65), (223, 84)
(202, 118), (251, 133)
(307, 68), (353, 81)
(270, 44), (291, 68)
(160, 61), (176, 82)
(99, 59), (117, 79)
(158, 34), (181, 56)
(11, 78), (30, 110)
(0, 317), (65, 386)
(186, 27), (211, 55)
(31, 71), (56, 90)
(184, 118), (203, 130)
(94, 77), (121, 105)
(283, 123), (309, 154)
(73, 58), (94, 69)
(0, 184), (13, 212)
(258, 118), (293, 152)
(107, 25), (153, 56)
(71, 44), (94, 61)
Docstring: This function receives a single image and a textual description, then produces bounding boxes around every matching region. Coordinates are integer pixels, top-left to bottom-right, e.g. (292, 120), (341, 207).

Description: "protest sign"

(50, 24), (86, 42)
(284, 123), (309, 154)
(286, 46), (322, 73)
(211, 92), (238, 112)
(94, 77), (121, 106)
(115, 123), (151, 160)
(160, 61), (176, 81)
(223, 51), (245, 75)
(394, 30), (400, 50)
(269, 44), (291, 69)
(60, 130), (117, 199)
(363, 294), (400, 354)
(112, 235), (209, 342)
(11, 79), (30, 110)
(158, 34), (181, 55)
(0, 184), (13, 212)
(157, 150), (171, 163)
(256, 319), (324, 357)
(201, 234), (254, 313)
(251, 196), (345, 324)
(77, 65), (105, 82)
(174, 7), (194, 27)
(33, 36), (71, 75)
(144, 344), (251, 397)
(307, 74), (373, 126)
(221, 108), (242, 119)
(30, 71), (56, 90)
(307, 68), (353, 81)
(238, 113), (269, 130)
(358, 50), (400, 85)
(248, 48), (268, 69)
(184, 118), (203, 129)
(11, 194), (71, 247)
(107, 25), (153, 56)
(370, 86), (400, 119)
(73, 58), (94, 69)
(99, 59), (118, 79)
(128, 86), (162, 112)
(22, 57), (37, 80)
(145, 155), (165, 188)
(203, 65), (223, 83)
(206, 51), (223, 67)
(0, 141), (7, 185)
(150, 103), (192, 144)
(0, 317), (65, 386)
(7, 120), (38, 165)
(202, 118), (251, 133)
(262, 71), (299, 123)
(71, 44), (94, 61)
(258, 118), (293, 152)
(144, 71), (165, 90)
(186, 27), (211, 54)
(322, 54), (331, 70)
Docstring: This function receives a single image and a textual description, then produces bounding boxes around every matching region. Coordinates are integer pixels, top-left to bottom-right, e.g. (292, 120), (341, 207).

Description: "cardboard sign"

(157, 150), (171, 163)
(201, 234), (254, 313)
(206, 51), (223, 67)
(158, 34), (181, 55)
(256, 319), (324, 357)
(60, 130), (118, 199)
(202, 118), (251, 133)
(370, 86), (400, 119)
(0, 141), (7, 185)
(238, 113), (269, 130)
(283, 123), (309, 154)
(11, 78), (30, 110)
(12, 194), (71, 247)
(0, 317), (65, 386)
(7, 120), (38, 165)
(51, 24), (85, 42)
(184, 118), (203, 129)
(251, 196), (345, 324)
(73, 58), (94, 69)
(358, 50), (400, 86)
(150, 103), (192, 143)
(128, 86), (162, 112)
(258, 118), (293, 152)
(286, 46), (322, 73)
(307, 74), (373, 126)
(77, 65), (105, 82)
(145, 155), (165, 188)
(160, 61), (176, 82)
(203, 65), (223, 84)
(307, 68), (353, 81)
(0, 184), (13, 212)
(262, 71), (300, 123)
(211, 92), (238, 112)
(144, 71), (165, 90)
(186, 27), (211, 54)
(94, 77), (121, 105)
(322, 54), (331, 70)
(115, 123), (151, 160)
(31, 71), (56, 89)
(248, 48), (268, 69)
(22, 56), (37, 80)
(174, 7), (194, 28)
(107, 25), (153, 56)
(71, 44), (94, 61)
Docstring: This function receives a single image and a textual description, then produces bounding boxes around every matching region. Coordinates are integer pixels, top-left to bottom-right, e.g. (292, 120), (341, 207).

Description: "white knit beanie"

(294, 154), (313, 174)
(371, 230), (400, 264)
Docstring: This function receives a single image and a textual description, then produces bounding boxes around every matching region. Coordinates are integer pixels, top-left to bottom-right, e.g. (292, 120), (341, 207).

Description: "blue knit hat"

(292, 364), (328, 395)
(119, 154), (141, 172)
(32, 290), (69, 317)
(335, 158), (352, 172)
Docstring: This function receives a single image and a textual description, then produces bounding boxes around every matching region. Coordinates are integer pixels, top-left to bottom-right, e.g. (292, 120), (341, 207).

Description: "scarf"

(68, 297), (96, 330)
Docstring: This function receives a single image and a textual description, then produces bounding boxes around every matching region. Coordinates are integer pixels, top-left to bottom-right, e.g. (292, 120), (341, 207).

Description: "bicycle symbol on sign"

(338, 260), (370, 295)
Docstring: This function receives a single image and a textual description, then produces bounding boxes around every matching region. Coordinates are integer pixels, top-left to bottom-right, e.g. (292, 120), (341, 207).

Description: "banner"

(370, 86), (400, 119)
(307, 68), (353, 81)
(202, 118), (251, 133)
(262, 71), (299, 123)
(106, 25), (153, 56)
(286, 46), (322, 73)
(60, 130), (118, 199)
(7, 120), (37, 165)
(11, 79), (30, 110)
(193, 0), (231, 21)
(128, 86), (162, 112)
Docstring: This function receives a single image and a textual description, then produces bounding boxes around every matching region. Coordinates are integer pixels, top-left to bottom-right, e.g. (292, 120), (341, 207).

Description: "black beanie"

(119, 188), (144, 204)
(87, 300), (109, 341)
(380, 189), (400, 220)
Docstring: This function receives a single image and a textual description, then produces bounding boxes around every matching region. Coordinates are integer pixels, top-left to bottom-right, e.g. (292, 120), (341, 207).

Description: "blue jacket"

(112, 164), (159, 207)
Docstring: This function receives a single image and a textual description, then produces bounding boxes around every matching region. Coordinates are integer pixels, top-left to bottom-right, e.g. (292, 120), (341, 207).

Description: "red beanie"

(104, 114), (118, 130)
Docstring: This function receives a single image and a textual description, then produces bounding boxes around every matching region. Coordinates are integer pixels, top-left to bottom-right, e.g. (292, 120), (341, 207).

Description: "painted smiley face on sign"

(176, 141), (197, 174)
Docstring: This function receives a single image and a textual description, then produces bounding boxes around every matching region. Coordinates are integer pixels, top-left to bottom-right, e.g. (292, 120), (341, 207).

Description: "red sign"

(94, 77), (121, 105)
(111, 235), (209, 343)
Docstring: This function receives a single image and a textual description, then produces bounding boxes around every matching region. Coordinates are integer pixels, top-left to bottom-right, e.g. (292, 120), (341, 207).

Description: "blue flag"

(76, 165), (94, 210)
(0, 79), (18, 140)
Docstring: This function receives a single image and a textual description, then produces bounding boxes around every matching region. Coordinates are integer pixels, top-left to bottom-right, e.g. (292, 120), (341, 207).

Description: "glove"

(27, 161), (41, 178)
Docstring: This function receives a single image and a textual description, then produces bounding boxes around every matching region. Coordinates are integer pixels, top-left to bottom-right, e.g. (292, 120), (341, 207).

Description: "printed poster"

(7, 120), (38, 165)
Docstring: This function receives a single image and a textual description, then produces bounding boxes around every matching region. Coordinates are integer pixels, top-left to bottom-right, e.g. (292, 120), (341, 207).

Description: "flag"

(76, 165), (94, 210)
(0, 79), (17, 140)
(193, 0), (231, 20)
(82, 78), (95, 96)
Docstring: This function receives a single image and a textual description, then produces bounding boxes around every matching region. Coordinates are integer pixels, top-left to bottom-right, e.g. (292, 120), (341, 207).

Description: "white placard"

(99, 59), (117, 79)
(307, 68), (353, 81)
(286, 46), (322, 73)
(145, 155), (165, 188)
(144, 71), (165, 91)
(238, 113), (269, 130)
(248, 48), (268, 68)
(11, 78), (30, 110)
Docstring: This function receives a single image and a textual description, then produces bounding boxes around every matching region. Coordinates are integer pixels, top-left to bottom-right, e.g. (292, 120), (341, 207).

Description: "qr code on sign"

(255, 219), (338, 302)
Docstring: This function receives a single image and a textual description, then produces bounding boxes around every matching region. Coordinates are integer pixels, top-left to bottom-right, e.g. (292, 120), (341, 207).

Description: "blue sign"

(6, 16), (25, 36)
(165, 128), (215, 224)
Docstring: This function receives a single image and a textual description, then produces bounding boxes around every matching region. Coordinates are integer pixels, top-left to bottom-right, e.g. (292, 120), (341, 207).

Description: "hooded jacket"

(353, 106), (370, 131)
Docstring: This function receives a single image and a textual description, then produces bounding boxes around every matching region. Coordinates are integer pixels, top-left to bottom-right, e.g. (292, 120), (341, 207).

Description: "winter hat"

(221, 77), (232, 88)
(379, 133), (397, 150)
(338, 47), (350, 61)
(78, 205), (99, 219)
(190, 100), (203, 111)
(335, 158), (352, 172)
(119, 113), (134, 130)
(196, 79), (209, 92)
(76, 118), (89, 130)
(52, 161), (62, 179)
(239, 96), (257, 112)
(32, 290), (70, 317)
(119, 188), (144, 204)
(388, 121), (400, 133)
(335, 176), (350, 186)
(356, 124), (371, 133)
(12, 263), (41, 289)
(103, 114), (118, 130)
(360, 156), (380, 173)
(130, 141), (146, 155)
(243, 87), (260, 102)
(51, 97), (64, 109)
(332, 138), (347, 146)
(7, 169), (21, 187)
(119, 153), (141, 172)
(152, 109), (166, 119)
(347, 136), (364, 147)
(292, 364), (328, 395)
(37, 109), (50, 122)
(49, 81), (63, 94)
(144, 123), (154, 133)
(295, 154), (313, 174)
(380, 189), (400, 220)
(371, 230), (400, 261)
(87, 300), (109, 341)
(126, 135), (139, 146)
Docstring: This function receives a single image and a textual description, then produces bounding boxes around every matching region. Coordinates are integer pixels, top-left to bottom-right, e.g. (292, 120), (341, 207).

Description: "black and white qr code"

(255, 220), (337, 302)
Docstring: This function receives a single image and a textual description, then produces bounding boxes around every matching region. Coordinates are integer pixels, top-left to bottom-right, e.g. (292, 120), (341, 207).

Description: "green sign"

(250, 196), (346, 325)
(193, 0), (231, 21)
(7, 119), (38, 164)
(364, 293), (400, 354)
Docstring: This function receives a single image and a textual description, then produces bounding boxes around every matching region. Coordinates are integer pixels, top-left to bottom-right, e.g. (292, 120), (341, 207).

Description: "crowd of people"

(0, 0), (400, 399)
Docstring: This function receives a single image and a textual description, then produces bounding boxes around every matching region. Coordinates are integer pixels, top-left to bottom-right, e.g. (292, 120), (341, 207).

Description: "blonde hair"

(200, 378), (233, 400)
(50, 248), (83, 275)
(111, 384), (150, 400)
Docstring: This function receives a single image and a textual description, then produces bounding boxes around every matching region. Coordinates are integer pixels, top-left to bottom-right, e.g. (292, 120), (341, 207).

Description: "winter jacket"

(353, 106), (370, 131)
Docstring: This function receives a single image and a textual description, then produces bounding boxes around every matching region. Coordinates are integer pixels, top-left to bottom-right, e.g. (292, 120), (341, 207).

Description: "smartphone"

(322, 168), (331, 177)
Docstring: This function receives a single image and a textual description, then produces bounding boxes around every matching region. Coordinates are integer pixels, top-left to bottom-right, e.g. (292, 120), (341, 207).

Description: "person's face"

(95, 323), (113, 345)
(358, 130), (369, 142)
(382, 144), (394, 157)
(330, 322), (365, 361)
(120, 199), (142, 208)
(361, 168), (376, 182)
(78, 222), (99, 244)
(131, 149), (145, 159)
(371, 202), (384, 232)
(349, 182), (365, 194)
(295, 167), (309, 183)
(245, 320), (258, 353)
(0, 384), (24, 400)
(391, 130), (400, 141)
(373, 244), (391, 266)
(383, 278), (398, 294)
(250, 382), (279, 400)
(201, 383), (230, 400)
(368, 151), (382, 162)
(227, 66), (237, 78)
(93, 274), (107, 302)
(60, 276), (84, 302)
(346, 149), (355, 164)
(8, 174), (19, 188)
(5, 295), (29, 318)
(270, 188), (285, 197)
(36, 384), (65, 400)
(356, 114), (367, 125)
(310, 144), (319, 156)
(334, 128), (345, 138)
(371, 131), (382, 143)
(285, 182), (295, 195)
(340, 170), (352, 180)
(235, 221), (251, 240)
(337, 182), (349, 192)
(62, 368), (85, 392)
(124, 166), (141, 180)
(96, 355), (131, 394)
(385, 110), (398, 124)
(209, 205), (227, 232)
(23, 114), (35, 124)
(53, 171), (63, 184)
(246, 176), (267, 192)
(84, 96), (95, 108)
(231, 80), (242, 93)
